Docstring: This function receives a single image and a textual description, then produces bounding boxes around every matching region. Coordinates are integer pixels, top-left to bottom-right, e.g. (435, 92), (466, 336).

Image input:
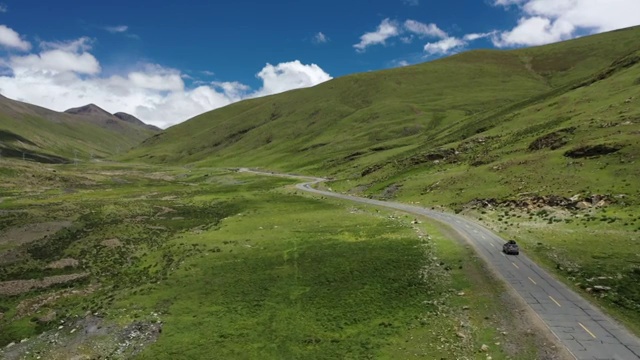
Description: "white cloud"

(201, 70), (215, 76)
(424, 37), (465, 55)
(403, 0), (419, 5)
(40, 37), (93, 52)
(404, 20), (447, 39)
(493, 0), (526, 6)
(493, 16), (574, 47)
(494, 0), (640, 47)
(354, 18), (400, 52)
(212, 81), (250, 99)
(0, 3), (7, 13)
(105, 25), (128, 33)
(10, 50), (101, 74)
(0, 25), (31, 51)
(313, 32), (328, 44)
(400, 36), (413, 44)
(463, 31), (496, 41)
(0, 39), (332, 128)
(354, 18), (450, 51)
(254, 60), (332, 97)
(128, 65), (184, 91)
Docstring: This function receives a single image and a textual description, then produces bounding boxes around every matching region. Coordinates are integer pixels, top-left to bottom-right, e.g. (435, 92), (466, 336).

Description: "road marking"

(549, 296), (562, 307)
(481, 235), (486, 240)
(512, 262), (519, 269)
(579, 322), (597, 339)
(490, 243), (495, 248)
(528, 277), (537, 285)
(501, 253), (506, 257)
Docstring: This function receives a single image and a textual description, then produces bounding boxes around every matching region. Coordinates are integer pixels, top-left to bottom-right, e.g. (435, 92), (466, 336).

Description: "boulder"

(576, 201), (592, 209)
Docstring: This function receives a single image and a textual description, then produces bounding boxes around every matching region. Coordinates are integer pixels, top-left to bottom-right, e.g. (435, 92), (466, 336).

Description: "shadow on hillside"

(0, 146), (69, 164)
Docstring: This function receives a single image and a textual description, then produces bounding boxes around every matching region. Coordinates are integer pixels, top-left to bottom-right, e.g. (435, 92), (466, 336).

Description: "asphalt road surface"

(239, 169), (640, 360)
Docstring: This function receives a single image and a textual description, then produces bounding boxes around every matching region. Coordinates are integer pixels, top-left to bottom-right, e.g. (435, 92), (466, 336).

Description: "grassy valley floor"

(0, 160), (561, 359)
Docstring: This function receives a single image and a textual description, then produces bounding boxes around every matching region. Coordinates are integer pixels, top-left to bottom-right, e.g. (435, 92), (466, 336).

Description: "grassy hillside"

(0, 96), (158, 163)
(125, 26), (640, 174)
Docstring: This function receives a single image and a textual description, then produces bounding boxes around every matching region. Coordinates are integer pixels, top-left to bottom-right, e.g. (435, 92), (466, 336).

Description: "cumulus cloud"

(128, 65), (184, 91)
(424, 37), (465, 55)
(422, 31), (496, 56)
(0, 37), (332, 128)
(354, 18), (450, 51)
(254, 60), (332, 97)
(10, 50), (101, 74)
(404, 20), (447, 39)
(0, 25), (31, 51)
(0, 3), (7, 13)
(354, 18), (400, 52)
(493, 0), (640, 47)
(313, 32), (328, 44)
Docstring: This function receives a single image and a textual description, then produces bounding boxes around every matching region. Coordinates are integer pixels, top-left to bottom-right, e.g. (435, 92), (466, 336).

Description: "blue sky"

(1, 0), (639, 127)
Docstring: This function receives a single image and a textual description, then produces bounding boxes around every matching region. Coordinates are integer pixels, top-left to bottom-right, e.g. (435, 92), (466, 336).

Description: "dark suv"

(503, 240), (519, 255)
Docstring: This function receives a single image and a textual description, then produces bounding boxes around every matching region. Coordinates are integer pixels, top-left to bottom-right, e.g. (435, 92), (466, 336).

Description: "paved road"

(239, 169), (640, 360)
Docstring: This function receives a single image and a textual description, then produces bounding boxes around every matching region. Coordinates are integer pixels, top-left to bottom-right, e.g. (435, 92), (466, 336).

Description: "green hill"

(0, 96), (159, 163)
(126, 26), (640, 189)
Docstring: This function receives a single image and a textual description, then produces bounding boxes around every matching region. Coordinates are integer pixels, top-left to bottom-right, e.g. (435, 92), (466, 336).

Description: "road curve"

(239, 168), (640, 360)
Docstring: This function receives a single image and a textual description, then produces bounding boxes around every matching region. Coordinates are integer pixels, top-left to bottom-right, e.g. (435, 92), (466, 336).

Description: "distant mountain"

(63, 104), (161, 133)
(64, 103), (114, 117)
(0, 96), (159, 163)
(114, 112), (161, 132)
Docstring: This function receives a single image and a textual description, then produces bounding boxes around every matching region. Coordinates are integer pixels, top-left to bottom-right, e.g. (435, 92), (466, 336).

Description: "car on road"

(503, 240), (519, 255)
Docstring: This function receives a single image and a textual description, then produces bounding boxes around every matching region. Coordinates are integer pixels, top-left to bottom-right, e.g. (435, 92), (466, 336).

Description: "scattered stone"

(0, 273), (89, 296)
(101, 238), (123, 248)
(462, 306), (470, 310)
(480, 344), (489, 352)
(456, 332), (466, 339)
(46, 258), (79, 269)
(457, 291), (465, 296)
(593, 285), (611, 291)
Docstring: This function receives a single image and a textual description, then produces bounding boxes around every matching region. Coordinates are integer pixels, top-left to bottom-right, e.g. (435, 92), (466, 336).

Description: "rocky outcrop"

(466, 193), (613, 211)
(528, 127), (576, 151)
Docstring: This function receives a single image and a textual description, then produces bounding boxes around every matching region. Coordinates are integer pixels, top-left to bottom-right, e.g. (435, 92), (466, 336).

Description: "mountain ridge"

(0, 95), (159, 162)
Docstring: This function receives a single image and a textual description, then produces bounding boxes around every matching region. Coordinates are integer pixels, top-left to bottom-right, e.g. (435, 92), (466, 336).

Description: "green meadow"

(0, 161), (548, 359)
